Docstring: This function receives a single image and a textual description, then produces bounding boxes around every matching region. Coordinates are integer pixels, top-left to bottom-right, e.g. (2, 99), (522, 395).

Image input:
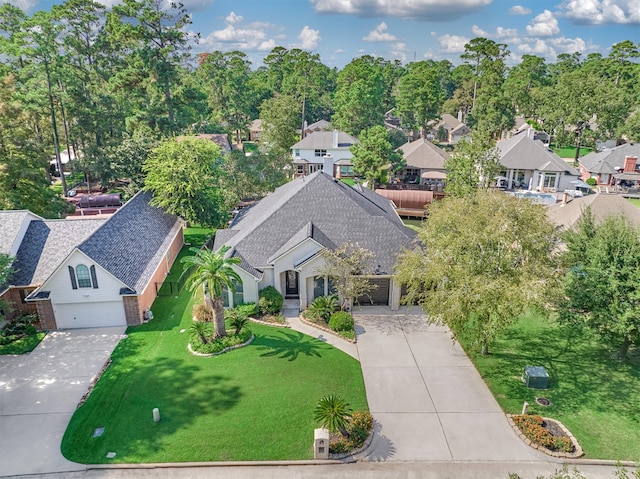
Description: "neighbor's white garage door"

(54, 301), (126, 329)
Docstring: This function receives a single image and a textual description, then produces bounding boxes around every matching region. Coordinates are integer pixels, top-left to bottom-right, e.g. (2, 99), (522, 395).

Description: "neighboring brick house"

(577, 142), (640, 186)
(0, 191), (183, 329)
(213, 171), (416, 311)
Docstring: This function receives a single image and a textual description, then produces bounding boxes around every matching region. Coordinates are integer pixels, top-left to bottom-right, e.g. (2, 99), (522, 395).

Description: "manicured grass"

(0, 332), (46, 355)
(551, 145), (592, 159)
(627, 198), (640, 207)
(340, 178), (355, 186)
(61, 228), (367, 464)
(460, 311), (640, 461)
(401, 218), (425, 231)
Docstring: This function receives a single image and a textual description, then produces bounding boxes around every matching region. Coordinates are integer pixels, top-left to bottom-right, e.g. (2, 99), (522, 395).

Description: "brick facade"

(127, 227), (184, 326)
(0, 287), (37, 322)
(36, 299), (56, 330)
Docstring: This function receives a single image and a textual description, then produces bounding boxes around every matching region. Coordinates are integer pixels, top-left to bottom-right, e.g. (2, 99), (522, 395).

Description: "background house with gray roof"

(213, 171), (416, 311)
(496, 131), (579, 192)
(0, 191), (184, 329)
(578, 142), (640, 186)
(397, 137), (449, 184)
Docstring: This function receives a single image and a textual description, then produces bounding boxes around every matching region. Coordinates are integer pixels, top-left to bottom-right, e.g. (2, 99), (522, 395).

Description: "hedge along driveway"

(61, 234), (368, 464)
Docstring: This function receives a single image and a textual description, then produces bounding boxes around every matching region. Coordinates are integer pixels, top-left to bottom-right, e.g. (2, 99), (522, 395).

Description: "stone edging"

(187, 335), (255, 357)
(507, 414), (584, 458)
(249, 317), (290, 328)
(298, 315), (357, 344)
(329, 428), (375, 460)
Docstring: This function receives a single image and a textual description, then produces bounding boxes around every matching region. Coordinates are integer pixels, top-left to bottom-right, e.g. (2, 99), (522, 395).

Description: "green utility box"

(523, 366), (549, 389)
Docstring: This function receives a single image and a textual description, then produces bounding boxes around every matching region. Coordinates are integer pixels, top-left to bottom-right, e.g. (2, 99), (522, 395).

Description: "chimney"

(323, 154), (335, 178)
(623, 155), (637, 173)
(332, 129), (339, 149)
(527, 128), (535, 140)
(457, 110), (463, 122)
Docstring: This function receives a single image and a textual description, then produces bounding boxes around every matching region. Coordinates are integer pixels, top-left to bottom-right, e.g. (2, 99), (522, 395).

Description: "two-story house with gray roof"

(291, 130), (358, 179)
(213, 171), (416, 311)
(578, 142), (640, 186)
(0, 191), (184, 329)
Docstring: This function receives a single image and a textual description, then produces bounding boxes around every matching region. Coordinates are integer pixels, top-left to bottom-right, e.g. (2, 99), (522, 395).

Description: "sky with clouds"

(23, 0), (640, 68)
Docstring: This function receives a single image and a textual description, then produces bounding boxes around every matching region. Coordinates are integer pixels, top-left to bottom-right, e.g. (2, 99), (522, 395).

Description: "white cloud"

(509, 5), (531, 15)
(471, 24), (488, 36)
(8, 0), (37, 8)
(562, 0), (640, 24)
(363, 22), (397, 42)
(225, 12), (243, 24)
(390, 41), (409, 62)
(526, 9), (560, 36)
(517, 36), (595, 61)
(437, 34), (469, 53)
(180, 0), (215, 13)
(311, 0), (492, 21)
(296, 26), (321, 50)
(199, 12), (279, 52)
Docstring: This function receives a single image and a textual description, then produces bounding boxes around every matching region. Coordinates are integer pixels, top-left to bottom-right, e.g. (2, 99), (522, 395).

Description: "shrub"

(314, 394), (352, 435)
(190, 328), (252, 355)
(307, 295), (338, 322)
(512, 415), (573, 452)
(329, 410), (374, 454)
(258, 286), (283, 315)
(226, 308), (249, 335)
(193, 303), (213, 322)
(329, 311), (354, 332)
(235, 303), (258, 317)
(260, 313), (286, 324)
(585, 178), (597, 187)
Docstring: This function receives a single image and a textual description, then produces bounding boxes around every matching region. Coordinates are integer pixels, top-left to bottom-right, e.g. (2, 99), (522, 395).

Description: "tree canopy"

(350, 125), (404, 189)
(396, 191), (559, 354)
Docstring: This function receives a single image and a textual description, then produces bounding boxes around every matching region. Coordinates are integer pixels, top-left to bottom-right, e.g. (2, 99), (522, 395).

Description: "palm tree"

(314, 394), (352, 436)
(189, 321), (211, 345)
(182, 245), (241, 338)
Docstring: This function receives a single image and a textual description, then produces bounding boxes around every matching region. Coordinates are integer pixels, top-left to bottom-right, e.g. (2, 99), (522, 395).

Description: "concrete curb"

(187, 334), (255, 357)
(87, 459), (345, 470)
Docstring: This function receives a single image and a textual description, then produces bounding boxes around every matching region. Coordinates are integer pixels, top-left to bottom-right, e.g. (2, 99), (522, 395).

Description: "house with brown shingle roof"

(397, 138), (449, 184)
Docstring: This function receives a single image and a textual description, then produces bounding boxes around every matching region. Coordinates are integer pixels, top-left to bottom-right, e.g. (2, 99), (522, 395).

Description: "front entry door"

(285, 271), (299, 298)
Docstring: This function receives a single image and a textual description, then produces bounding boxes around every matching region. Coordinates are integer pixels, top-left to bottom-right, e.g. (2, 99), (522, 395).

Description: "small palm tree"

(314, 394), (352, 436)
(182, 245), (241, 338)
(226, 308), (249, 335)
(307, 295), (338, 322)
(189, 321), (212, 345)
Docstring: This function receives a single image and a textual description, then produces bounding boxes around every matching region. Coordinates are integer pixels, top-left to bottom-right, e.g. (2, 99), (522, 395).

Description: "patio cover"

(421, 171), (447, 179)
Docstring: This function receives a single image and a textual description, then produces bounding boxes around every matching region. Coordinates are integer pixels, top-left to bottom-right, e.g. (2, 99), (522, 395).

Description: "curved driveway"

(353, 306), (548, 462)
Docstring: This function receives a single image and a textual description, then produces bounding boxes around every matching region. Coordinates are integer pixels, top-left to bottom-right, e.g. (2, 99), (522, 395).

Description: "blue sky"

(20, 0), (640, 68)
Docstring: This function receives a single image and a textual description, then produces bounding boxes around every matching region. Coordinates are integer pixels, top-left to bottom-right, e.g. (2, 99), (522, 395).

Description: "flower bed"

(328, 411), (374, 456)
(509, 414), (583, 458)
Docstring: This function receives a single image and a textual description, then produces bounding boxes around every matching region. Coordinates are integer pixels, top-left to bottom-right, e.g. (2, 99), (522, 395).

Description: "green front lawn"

(627, 198), (640, 208)
(61, 228), (367, 463)
(551, 145), (592, 159)
(461, 311), (640, 461)
(0, 332), (46, 355)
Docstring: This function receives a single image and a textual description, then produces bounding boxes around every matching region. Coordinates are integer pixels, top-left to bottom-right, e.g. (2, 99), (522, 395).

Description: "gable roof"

(497, 134), (579, 175)
(78, 190), (182, 293)
(398, 138), (450, 170)
(11, 218), (105, 286)
(214, 172), (416, 275)
(0, 210), (43, 257)
(291, 130), (358, 151)
(304, 119), (331, 133)
(578, 142), (640, 173)
(439, 113), (462, 130)
(547, 194), (640, 230)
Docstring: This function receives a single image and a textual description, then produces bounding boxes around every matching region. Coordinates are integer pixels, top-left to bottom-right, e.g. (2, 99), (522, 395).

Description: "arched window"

(76, 264), (92, 288)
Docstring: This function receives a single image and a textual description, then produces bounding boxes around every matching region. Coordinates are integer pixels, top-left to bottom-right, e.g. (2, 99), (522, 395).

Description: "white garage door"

(54, 301), (126, 329)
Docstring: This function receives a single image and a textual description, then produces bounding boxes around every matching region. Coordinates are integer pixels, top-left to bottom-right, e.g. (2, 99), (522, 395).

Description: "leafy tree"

(559, 212), (640, 359)
(396, 60), (446, 137)
(0, 254), (15, 322)
(182, 245), (241, 339)
(503, 55), (549, 117)
(259, 93), (300, 156)
(445, 131), (501, 197)
(143, 137), (232, 228)
(332, 56), (386, 135)
(223, 149), (288, 201)
(396, 191), (558, 354)
(350, 125), (404, 189)
(314, 394), (352, 436)
(319, 242), (376, 310)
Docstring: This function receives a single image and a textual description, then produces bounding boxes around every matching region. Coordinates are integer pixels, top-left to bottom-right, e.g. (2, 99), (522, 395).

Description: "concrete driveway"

(353, 307), (549, 462)
(0, 327), (126, 477)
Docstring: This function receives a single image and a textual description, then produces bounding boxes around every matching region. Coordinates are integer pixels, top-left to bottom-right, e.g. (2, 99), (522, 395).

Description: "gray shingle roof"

(215, 172), (416, 275)
(0, 211), (42, 256)
(78, 190), (182, 293)
(547, 194), (640, 230)
(578, 142), (640, 173)
(497, 134), (579, 175)
(291, 130), (358, 150)
(398, 138), (449, 170)
(11, 218), (105, 286)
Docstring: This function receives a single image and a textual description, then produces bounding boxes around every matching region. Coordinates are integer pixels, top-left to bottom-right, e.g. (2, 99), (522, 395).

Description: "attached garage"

(53, 301), (126, 329)
(356, 277), (390, 306)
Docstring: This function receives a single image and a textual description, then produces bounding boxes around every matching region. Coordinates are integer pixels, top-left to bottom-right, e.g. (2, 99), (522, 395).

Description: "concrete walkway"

(352, 306), (548, 462)
(0, 327), (126, 477)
